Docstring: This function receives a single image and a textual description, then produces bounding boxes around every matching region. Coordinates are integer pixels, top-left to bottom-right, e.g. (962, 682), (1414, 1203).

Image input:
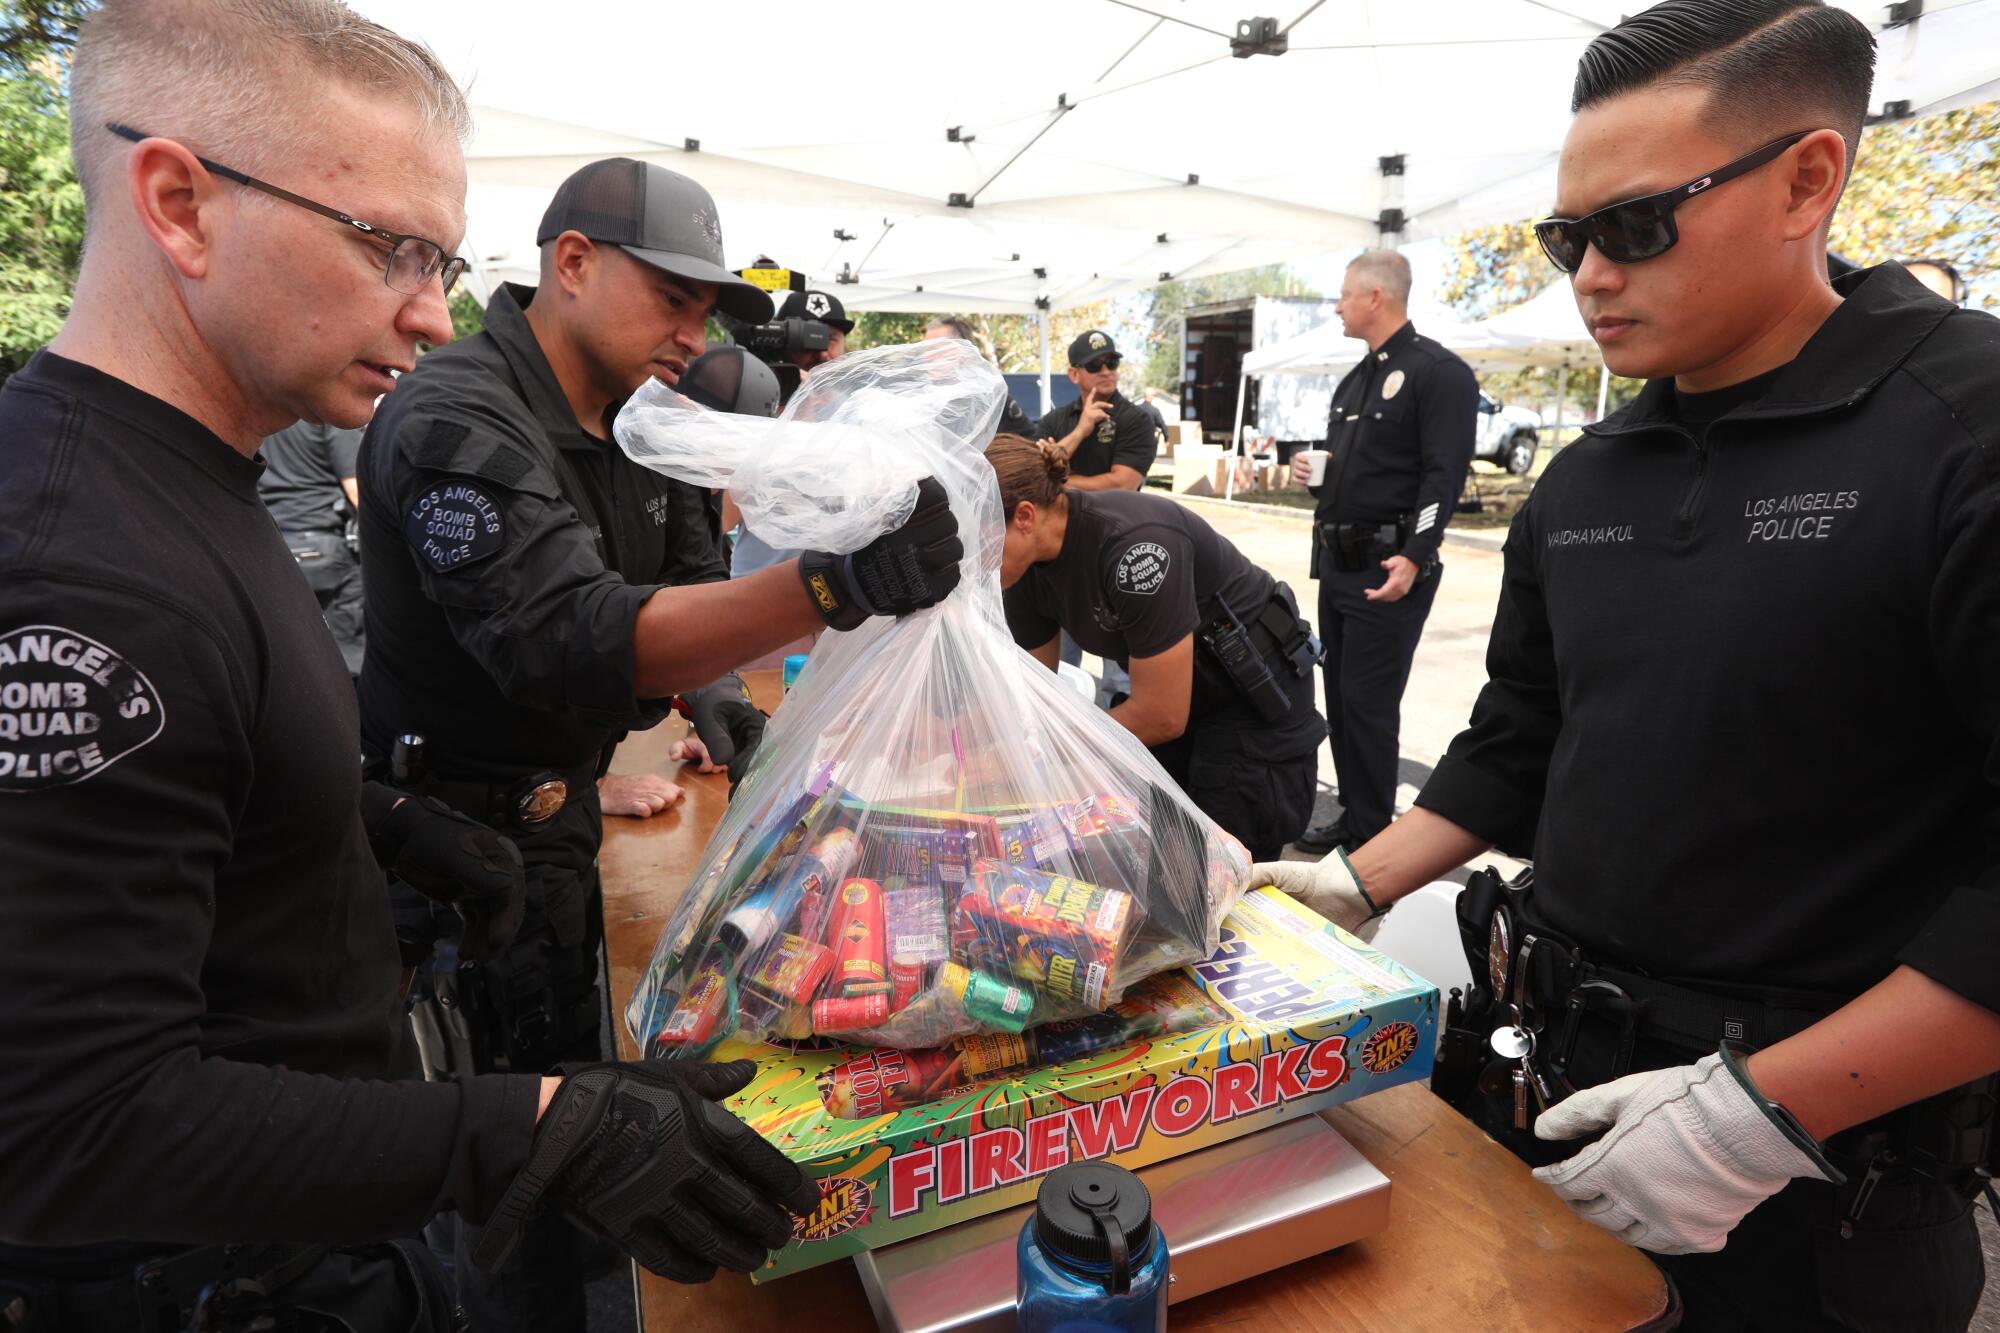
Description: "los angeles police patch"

(405, 480), (505, 573)
(1113, 541), (1170, 595)
(0, 625), (164, 792)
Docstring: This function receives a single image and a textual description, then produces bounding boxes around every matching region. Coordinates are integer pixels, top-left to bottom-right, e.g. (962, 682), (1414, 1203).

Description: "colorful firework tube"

(656, 952), (730, 1048)
(953, 862), (1132, 1008)
(744, 932), (835, 1005)
(816, 1046), (966, 1118)
(719, 827), (860, 955)
(937, 962), (1033, 1033)
(811, 992), (890, 1032)
(889, 955), (926, 1012)
(829, 877), (890, 997)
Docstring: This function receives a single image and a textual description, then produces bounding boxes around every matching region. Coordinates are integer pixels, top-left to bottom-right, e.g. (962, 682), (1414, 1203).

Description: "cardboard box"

(715, 887), (1439, 1281)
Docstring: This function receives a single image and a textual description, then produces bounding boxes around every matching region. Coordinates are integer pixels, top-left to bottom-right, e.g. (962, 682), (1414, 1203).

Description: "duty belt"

(1447, 866), (2000, 1219)
(422, 761), (600, 834)
(1318, 516), (1411, 573)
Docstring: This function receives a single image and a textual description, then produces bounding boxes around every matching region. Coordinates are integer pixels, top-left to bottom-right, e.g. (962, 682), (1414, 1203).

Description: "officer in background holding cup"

(1292, 250), (1477, 856)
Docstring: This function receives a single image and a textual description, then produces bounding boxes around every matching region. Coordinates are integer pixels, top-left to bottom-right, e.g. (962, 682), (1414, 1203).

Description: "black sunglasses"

(107, 123), (468, 296)
(1534, 131), (1814, 274)
(1083, 355), (1122, 373)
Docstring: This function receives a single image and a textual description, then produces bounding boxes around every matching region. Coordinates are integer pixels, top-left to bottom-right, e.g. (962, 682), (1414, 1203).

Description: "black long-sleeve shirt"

(357, 283), (725, 783)
(0, 353), (539, 1256)
(1309, 320), (1478, 568)
(1417, 265), (2000, 1012)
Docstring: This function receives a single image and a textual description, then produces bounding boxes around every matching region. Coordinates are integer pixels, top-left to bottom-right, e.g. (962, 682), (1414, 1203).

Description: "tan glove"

(1247, 850), (1386, 940)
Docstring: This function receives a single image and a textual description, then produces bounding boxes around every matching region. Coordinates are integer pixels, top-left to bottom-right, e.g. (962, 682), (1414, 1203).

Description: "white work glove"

(1531, 1047), (1842, 1255)
(1248, 850), (1386, 940)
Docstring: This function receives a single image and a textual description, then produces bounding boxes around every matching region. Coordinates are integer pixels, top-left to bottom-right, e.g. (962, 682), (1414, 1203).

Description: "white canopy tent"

(358, 0), (2000, 322)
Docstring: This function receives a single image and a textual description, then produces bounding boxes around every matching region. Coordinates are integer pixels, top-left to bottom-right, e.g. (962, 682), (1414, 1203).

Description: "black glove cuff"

(361, 781), (429, 867)
(799, 550), (868, 631)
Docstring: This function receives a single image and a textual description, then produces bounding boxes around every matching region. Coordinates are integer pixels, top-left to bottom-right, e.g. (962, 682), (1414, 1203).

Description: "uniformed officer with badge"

(357, 157), (962, 1331)
(989, 435), (1323, 859)
(1292, 250), (1477, 856)
(1259, 2), (2000, 1326)
(1036, 330), (1160, 492)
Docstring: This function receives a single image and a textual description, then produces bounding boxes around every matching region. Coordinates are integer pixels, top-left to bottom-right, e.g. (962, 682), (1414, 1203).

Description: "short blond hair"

(69, 0), (469, 228)
(1347, 249), (1412, 306)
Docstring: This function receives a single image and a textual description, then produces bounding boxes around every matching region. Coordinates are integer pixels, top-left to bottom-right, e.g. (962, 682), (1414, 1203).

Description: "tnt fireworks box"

(706, 886), (1439, 1281)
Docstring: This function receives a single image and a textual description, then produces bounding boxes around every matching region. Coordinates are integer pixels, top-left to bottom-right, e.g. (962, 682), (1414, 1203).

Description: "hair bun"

(1038, 439), (1070, 488)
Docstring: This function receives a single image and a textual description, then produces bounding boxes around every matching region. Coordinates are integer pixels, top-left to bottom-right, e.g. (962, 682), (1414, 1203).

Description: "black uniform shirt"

(357, 283), (727, 782)
(1416, 265), (2000, 1012)
(1002, 489), (1273, 666)
(0, 353), (537, 1250)
(258, 420), (363, 536)
(1036, 390), (1159, 481)
(1309, 321), (1478, 567)
(999, 395), (1045, 441)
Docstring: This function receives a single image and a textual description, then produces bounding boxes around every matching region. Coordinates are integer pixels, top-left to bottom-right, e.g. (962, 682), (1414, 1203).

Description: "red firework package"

(616, 342), (1254, 1055)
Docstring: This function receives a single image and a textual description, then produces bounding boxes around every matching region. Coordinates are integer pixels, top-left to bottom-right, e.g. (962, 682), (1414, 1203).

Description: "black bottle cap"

(1033, 1162), (1153, 1278)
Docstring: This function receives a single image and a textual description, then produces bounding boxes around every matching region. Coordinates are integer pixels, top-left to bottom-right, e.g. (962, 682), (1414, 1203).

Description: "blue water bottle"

(1016, 1162), (1169, 1332)
(782, 653), (808, 691)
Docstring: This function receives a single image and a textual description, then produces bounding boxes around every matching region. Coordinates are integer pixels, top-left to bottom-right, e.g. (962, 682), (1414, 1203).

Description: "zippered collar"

(1584, 263), (1956, 440)
(481, 283), (619, 455)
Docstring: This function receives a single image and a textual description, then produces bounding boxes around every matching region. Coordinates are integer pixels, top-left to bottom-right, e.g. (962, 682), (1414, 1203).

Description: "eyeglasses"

(1083, 355), (1121, 373)
(1533, 131), (1814, 274)
(107, 123), (468, 296)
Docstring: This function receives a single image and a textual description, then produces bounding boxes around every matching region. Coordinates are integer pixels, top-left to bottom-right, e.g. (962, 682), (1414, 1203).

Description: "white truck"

(1179, 297), (1543, 476)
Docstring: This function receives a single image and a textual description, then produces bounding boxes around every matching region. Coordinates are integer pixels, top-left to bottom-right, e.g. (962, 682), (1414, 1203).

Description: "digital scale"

(854, 1113), (1391, 1332)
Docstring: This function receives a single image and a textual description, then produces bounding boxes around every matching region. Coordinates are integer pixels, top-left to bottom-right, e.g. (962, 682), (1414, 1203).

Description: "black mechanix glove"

(362, 783), (527, 963)
(799, 477), (962, 631)
(473, 1059), (820, 1284)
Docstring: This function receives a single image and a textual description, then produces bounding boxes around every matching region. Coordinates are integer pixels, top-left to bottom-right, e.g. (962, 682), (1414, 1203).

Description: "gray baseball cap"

(536, 158), (773, 323)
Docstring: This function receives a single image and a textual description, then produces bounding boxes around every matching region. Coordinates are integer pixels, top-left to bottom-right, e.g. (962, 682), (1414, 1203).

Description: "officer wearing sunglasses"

(1036, 330), (1160, 493)
(1254, 1), (2000, 1327)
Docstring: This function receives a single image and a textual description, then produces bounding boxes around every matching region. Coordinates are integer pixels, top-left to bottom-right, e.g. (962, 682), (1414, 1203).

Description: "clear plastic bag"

(613, 341), (1253, 1054)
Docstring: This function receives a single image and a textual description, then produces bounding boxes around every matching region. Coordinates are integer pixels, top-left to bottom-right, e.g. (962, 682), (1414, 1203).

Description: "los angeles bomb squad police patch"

(406, 480), (505, 573)
(0, 625), (164, 792)
(1113, 541), (1170, 595)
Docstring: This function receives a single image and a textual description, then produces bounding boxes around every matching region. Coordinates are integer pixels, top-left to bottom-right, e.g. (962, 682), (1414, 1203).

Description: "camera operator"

(729, 290), (857, 578)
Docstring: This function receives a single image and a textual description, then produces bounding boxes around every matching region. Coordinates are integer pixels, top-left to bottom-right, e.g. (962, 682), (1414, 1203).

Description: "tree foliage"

(1130, 265), (1319, 391)
(848, 304), (1113, 377)
(0, 0), (86, 380)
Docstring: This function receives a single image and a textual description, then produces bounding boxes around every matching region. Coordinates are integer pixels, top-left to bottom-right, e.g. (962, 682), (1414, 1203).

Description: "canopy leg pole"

(1225, 372), (1249, 501)
(1553, 364), (1569, 440)
(1596, 361), (1610, 421)
(1037, 310), (1052, 416)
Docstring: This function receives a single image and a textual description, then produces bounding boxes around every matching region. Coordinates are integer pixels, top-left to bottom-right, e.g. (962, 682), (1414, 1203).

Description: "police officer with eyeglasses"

(1258, 3), (2000, 1327)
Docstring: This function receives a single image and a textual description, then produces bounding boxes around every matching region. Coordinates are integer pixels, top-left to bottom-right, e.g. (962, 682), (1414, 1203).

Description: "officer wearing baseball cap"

(1036, 330), (1160, 492)
(774, 288), (854, 372)
(356, 157), (962, 1330)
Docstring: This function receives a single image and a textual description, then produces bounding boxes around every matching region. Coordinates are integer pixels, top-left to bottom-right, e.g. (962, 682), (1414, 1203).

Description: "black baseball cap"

(680, 346), (782, 418)
(1068, 329), (1120, 368)
(777, 289), (854, 333)
(537, 158), (773, 323)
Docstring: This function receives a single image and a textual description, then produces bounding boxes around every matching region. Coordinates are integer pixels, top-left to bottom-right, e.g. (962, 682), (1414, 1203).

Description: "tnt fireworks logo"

(795, 1176), (874, 1243)
(1359, 1020), (1419, 1075)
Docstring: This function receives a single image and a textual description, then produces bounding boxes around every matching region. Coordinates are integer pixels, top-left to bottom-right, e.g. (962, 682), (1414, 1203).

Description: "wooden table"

(601, 670), (1672, 1332)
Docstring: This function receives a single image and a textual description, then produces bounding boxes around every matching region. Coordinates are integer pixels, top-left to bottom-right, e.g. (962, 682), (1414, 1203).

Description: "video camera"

(727, 257), (826, 404)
